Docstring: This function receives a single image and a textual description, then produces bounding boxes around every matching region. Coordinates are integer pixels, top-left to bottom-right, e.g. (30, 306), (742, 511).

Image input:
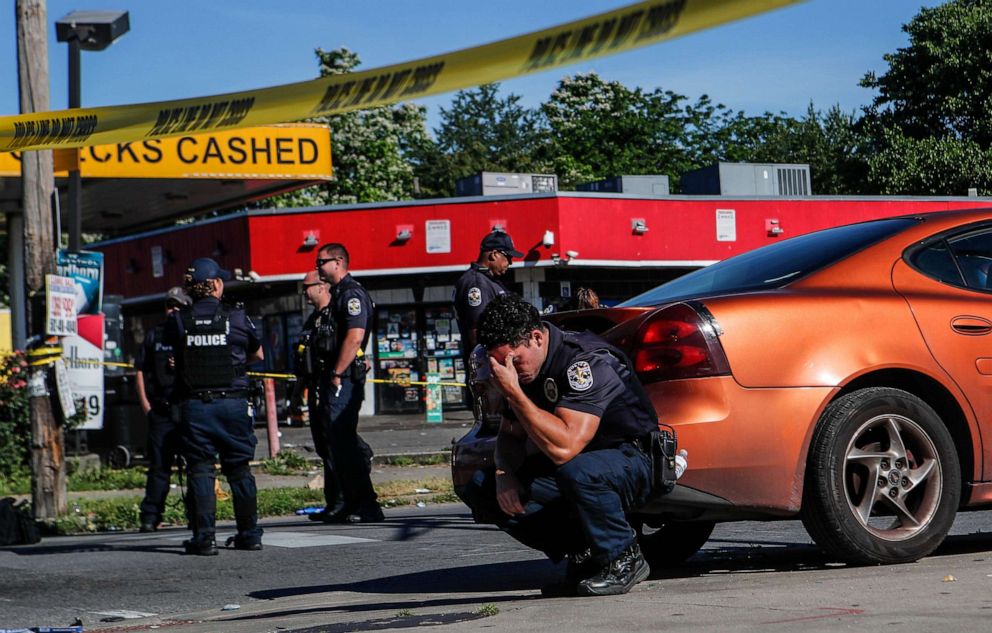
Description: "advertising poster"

(45, 274), (77, 336)
(425, 373), (443, 423)
(62, 314), (105, 430)
(57, 250), (104, 315)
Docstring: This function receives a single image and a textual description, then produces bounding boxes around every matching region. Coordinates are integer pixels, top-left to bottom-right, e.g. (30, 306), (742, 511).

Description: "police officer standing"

(453, 230), (523, 359)
(137, 286), (191, 532)
(166, 257), (265, 555)
(291, 270), (344, 520)
(314, 243), (383, 523)
(465, 294), (656, 596)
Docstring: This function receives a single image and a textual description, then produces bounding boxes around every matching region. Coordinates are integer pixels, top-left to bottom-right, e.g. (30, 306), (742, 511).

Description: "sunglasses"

(315, 256), (342, 267)
(496, 250), (513, 261)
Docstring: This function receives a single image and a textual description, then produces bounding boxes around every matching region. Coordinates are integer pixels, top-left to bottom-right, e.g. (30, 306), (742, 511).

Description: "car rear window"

(620, 217), (919, 307)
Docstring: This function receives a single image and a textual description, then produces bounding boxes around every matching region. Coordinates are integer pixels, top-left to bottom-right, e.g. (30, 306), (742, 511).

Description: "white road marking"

(90, 609), (157, 618)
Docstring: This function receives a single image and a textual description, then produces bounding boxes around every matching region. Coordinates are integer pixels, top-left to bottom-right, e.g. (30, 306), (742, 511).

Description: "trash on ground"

(222, 603), (241, 611)
(943, 574), (956, 582)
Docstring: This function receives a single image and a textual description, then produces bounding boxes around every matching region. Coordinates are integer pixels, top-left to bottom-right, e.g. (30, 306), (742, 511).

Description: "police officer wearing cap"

(453, 230), (524, 360)
(165, 257), (265, 555)
(315, 243), (382, 523)
(464, 294), (656, 597)
(137, 286), (191, 533)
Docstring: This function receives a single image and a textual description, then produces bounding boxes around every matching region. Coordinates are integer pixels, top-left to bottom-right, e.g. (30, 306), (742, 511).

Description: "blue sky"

(1, 1), (941, 131)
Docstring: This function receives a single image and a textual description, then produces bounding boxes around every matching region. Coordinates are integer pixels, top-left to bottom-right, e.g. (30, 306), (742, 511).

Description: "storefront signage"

(426, 219), (451, 254)
(63, 314), (105, 430)
(425, 373), (443, 424)
(57, 250), (104, 315)
(716, 209), (737, 242)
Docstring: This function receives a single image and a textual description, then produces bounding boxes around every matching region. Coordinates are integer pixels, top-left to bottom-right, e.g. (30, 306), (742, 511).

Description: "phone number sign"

(45, 274), (78, 336)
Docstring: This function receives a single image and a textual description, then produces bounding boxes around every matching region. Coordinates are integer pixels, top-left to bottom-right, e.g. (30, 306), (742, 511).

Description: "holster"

(648, 424), (679, 495)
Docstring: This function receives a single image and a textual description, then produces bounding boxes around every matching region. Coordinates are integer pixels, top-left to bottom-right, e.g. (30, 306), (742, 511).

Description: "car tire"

(635, 520), (715, 568)
(801, 387), (960, 564)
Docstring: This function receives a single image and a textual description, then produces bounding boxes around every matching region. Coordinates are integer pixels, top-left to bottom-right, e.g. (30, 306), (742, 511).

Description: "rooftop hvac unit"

(680, 162), (811, 196)
(576, 175), (670, 196)
(456, 172), (558, 197)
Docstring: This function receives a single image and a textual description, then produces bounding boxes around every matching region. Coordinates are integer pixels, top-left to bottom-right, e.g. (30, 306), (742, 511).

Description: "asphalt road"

(4, 506), (992, 632)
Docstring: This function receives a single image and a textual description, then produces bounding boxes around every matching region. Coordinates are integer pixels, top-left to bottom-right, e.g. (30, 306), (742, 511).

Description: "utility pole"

(17, 0), (66, 519)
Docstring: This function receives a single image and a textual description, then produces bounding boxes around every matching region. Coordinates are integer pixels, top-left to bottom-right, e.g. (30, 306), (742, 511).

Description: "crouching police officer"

(463, 294), (656, 596)
(137, 286), (191, 532)
(314, 243), (382, 523)
(166, 257), (265, 555)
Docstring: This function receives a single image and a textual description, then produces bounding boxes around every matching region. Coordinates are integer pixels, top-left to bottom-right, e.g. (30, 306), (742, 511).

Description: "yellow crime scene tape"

(0, 0), (801, 152)
(25, 355), (468, 387)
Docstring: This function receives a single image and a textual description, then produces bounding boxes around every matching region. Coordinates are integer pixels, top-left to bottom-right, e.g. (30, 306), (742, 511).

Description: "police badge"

(544, 377), (559, 403)
(347, 297), (362, 316)
(467, 287), (482, 307)
(566, 361), (594, 391)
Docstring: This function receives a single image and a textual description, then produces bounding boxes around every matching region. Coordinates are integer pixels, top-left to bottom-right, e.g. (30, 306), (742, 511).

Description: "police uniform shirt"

(298, 304), (332, 374)
(331, 274), (373, 348)
(164, 296), (262, 393)
(135, 324), (174, 404)
(454, 264), (507, 333)
(503, 323), (657, 452)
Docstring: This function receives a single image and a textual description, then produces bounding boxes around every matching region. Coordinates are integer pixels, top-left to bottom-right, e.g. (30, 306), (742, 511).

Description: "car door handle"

(951, 316), (992, 335)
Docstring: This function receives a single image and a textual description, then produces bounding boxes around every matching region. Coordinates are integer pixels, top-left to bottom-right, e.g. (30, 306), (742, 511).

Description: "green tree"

(415, 84), (542, 197)
(269, 48), (432, 207)
(539, 72), (697, 189)
(860, 0), (992, 194)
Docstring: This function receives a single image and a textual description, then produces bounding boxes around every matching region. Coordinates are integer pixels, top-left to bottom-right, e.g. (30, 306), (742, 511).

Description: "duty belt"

(192, 390), (247, 402)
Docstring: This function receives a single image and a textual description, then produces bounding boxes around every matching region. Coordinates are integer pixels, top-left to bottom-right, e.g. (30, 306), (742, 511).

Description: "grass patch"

(0, 466), (174, 496)
(0, 467), (31, 496)
(258, 451), (312, 475)
(44, 476), (458, 535)
(476, 604), (499, 617)
(376, 452), (450, 467)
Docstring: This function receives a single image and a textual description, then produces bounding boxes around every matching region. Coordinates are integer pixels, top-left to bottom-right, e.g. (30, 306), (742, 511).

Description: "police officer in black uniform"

(315, 243), (383, 523)
(465, 294), (656, 597)
(166, 257), (265, 555)
(292, 270), (343, 519)
(453, 230), (523, 360)
(137, 286), (191, 532)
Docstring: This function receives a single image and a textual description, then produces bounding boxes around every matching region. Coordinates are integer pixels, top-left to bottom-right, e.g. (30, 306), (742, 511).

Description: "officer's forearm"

(494, 419), (526, 473)
(136, 371), (151, 413)
(504, 391), (595, 465)
(334, 329), (365, 375)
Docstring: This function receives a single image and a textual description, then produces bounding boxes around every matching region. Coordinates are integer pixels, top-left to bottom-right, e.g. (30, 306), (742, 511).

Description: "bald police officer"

(465, 294), (656, 597)
(315, 243), (382, 523)
(166, 257), (264, 555)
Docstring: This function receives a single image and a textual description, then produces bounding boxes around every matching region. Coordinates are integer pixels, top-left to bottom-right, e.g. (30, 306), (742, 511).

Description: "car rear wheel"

(801, 387), (960, 564)
(635, 520), (715, 568)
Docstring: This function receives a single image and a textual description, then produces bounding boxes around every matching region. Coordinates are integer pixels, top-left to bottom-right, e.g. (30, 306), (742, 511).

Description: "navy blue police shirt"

(135, 324), (175, 405)
(163, 296), (262, 396)
(331, 274), (373, 354)
(453, 264), (507, 336)
(503, 323), (658, 453)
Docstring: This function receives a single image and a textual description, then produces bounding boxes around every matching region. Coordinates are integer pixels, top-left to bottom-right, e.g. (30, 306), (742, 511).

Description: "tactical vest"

(180, 304), (236, 391)
(149, 324), (176, 397)
(540, 327), (658, 450)
(296, 306), (334, 378)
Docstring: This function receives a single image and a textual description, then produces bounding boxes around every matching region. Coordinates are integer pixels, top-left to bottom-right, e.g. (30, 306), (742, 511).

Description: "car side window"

(911, 242), (963, 286)
(911, 227), (992, 291)
(948, 229), (992, 290)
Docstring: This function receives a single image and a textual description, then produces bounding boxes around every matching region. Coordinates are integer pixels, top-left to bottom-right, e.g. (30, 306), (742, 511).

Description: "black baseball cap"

(480, 231), (524, 258)
(187, 257), (232, 282)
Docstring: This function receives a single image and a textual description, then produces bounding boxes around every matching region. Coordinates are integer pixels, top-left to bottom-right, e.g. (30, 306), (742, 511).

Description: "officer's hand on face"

(489, 353), (521, 398)
(495, 469), (525, 516)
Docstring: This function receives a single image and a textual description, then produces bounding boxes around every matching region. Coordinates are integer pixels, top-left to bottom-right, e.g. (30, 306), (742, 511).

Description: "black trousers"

(317, 375), (376, 513)
(139, 405), (183, 523)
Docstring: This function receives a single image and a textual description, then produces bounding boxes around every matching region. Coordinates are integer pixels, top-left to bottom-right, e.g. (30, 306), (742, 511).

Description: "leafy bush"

(0, 351), (30, 478)
(258, 451), (313, 475)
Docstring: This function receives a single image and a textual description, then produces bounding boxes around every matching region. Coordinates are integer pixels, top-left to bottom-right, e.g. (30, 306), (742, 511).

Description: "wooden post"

(17, 0), (66, 519)
(264, 378), (280, 457)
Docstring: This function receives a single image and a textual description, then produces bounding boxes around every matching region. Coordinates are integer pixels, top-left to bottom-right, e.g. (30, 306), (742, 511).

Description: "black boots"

(182, 536), (218, 556)
(226, 534), (263, 551)
(575, 542), (650, 597)
(541, 549), (597, 598)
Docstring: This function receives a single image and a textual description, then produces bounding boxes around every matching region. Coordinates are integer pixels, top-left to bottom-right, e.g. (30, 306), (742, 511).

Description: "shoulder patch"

(544, 378), (559, 403)
(347, 297), (362, 316)
(566, 361), (594, 392)
(467, 287), (482, 307)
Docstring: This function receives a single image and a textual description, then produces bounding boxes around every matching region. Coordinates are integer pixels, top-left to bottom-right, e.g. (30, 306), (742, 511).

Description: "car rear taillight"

(633, 302), (730, 383)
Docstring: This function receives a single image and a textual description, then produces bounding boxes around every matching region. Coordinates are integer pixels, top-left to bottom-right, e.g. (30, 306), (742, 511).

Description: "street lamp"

(55, 10), (130, 252)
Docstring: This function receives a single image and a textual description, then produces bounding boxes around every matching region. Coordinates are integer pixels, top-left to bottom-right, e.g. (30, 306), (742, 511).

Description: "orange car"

(452, 208), (992, 566)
